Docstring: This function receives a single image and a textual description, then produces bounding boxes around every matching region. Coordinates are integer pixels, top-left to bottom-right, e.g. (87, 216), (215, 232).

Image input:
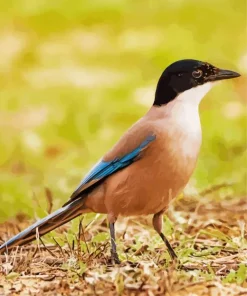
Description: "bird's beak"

(210, 68), (241, 82)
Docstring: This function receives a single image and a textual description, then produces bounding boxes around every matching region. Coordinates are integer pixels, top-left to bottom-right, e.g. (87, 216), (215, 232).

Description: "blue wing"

(68, 134), (156, 201)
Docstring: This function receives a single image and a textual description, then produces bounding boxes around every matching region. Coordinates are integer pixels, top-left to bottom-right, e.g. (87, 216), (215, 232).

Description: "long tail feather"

(0, 198), (85, 254)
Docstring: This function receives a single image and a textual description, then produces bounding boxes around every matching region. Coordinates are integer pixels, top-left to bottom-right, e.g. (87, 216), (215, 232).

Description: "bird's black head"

(154, 59), (240, 106)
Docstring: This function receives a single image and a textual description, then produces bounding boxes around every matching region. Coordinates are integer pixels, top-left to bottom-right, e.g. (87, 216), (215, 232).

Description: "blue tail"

(0, 198), (85, 254)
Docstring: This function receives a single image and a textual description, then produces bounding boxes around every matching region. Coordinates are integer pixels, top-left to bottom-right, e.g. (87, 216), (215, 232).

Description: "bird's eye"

(192, 69), (203, 78)
(177, 73), (183, 77)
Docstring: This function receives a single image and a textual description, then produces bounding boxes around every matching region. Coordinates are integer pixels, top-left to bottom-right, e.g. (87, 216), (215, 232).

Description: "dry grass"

(0, 190), (246, 295)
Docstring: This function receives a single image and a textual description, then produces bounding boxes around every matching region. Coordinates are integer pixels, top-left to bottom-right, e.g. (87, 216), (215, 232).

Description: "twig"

(53, 237), (65, 259)
(199, 182), (233, 197)
(39, 237), (57, 258)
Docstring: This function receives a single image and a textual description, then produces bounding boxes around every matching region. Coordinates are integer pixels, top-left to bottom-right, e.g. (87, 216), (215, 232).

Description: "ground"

(1, 189), (246, 295)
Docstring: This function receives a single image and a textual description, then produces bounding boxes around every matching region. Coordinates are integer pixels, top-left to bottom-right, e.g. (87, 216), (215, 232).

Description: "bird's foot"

(110, 251), (121, 265)
(167, 248), (178, 262)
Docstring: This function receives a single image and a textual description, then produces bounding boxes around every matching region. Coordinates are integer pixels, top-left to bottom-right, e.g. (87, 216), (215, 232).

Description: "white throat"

(176, 82), (213, 106)
(147, 82), (214, 122)
(149, 82), (214, 135)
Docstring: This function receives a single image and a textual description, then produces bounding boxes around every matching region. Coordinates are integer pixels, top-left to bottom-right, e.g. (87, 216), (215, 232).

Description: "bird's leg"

(108, 214), (120, 264)
(153, 211), (177, 261)
(109, 223), (120, 264)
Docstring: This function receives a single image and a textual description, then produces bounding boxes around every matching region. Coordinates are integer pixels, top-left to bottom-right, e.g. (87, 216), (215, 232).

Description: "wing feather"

(68, 134), (156, 201)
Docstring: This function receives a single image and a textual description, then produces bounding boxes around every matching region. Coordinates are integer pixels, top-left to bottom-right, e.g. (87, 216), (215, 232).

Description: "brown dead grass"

(0, 194), (247, 296)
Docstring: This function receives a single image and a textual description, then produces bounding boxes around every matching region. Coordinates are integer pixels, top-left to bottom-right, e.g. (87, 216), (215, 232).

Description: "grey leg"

(159, 232), (177, 260)
(109, 222), (120, 264)
(153, 212), (177, 261)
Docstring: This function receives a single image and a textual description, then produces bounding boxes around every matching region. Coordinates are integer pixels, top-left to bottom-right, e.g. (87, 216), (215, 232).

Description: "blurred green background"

(0, 0), (246, 221)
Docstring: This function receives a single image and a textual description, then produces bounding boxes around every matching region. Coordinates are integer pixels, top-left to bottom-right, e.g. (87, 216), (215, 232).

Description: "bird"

(0, 59), (240, 264)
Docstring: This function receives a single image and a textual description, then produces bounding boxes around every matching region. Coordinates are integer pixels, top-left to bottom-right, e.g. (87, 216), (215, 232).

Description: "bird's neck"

(147, 98), (200, 122)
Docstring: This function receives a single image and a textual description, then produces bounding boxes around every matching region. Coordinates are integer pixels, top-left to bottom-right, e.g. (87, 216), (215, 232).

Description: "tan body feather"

(84, 98), (202, 221)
